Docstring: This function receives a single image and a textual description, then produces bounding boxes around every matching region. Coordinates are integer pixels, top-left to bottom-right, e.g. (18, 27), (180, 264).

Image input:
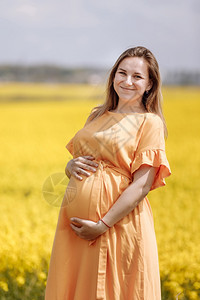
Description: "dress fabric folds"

(45, 111), (171, 300)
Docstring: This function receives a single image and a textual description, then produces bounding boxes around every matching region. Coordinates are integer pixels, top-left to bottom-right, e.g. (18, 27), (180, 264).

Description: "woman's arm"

(70, 164), (159, 240)
(101, 164), (158, 227)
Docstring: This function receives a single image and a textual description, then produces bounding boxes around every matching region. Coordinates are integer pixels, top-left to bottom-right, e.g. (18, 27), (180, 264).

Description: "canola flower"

(0, 84), (199, 299)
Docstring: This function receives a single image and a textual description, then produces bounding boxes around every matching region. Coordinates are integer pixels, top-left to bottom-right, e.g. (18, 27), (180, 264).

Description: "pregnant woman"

(45, 46), (171, 300)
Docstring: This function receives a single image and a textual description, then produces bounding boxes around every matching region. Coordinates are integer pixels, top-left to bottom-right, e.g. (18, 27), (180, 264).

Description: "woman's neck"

(113, 102), (147, 114)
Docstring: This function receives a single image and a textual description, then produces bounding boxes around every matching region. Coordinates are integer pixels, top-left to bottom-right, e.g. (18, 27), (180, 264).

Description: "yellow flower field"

(0, 84), (199, 299)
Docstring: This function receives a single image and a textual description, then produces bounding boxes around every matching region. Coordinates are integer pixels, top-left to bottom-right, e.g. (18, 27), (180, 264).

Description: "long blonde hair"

(87, 46), (168, 137)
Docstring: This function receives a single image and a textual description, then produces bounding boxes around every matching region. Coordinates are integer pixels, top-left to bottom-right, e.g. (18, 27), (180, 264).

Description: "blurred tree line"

(0, 65), (199, 85)
(0, 65), (107, 85)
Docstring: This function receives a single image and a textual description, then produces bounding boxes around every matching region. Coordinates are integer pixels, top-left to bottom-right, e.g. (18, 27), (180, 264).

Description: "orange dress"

(45, 111), (171, 300)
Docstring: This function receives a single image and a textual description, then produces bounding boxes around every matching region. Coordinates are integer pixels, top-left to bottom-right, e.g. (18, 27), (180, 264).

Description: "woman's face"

(113, 56), (152, 107)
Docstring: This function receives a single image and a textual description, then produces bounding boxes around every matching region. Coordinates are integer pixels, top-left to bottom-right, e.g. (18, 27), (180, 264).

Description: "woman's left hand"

(70, 217), (108, 241)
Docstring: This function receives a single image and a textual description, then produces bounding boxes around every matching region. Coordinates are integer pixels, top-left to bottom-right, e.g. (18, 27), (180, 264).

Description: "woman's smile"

(120, 86), (135, 91)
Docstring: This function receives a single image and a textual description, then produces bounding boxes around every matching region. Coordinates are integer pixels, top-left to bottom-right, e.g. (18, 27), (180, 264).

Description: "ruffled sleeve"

(130, 114), (171, 191)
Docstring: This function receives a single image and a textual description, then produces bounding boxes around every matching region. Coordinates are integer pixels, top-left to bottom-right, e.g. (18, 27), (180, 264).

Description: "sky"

(0, 0), (199, 72)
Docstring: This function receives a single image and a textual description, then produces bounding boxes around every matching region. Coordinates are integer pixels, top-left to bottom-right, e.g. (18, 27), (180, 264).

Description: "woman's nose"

(125, 75), (133, 86)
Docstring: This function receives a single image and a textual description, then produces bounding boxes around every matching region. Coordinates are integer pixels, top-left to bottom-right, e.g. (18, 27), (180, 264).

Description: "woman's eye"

(118, 71), (126, 75)
(134, 75), (141, 79)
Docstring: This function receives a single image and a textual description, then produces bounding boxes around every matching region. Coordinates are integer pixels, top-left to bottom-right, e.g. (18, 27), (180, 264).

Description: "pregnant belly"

(63, 164), (131, 221)
(63, 173), (99, 221)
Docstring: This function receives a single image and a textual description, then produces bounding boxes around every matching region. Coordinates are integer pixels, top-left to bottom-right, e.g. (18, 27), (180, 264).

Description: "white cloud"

(16, 4), (37, 17)
(0, 0), (199, 69)
(0, 0), (100, 28)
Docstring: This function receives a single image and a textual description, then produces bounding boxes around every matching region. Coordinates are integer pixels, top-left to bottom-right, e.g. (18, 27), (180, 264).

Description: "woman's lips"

(120, 86), (135, 91)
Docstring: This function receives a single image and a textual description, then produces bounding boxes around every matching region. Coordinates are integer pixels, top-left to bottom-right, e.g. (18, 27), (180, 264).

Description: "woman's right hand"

(65, 156), (99, 181)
